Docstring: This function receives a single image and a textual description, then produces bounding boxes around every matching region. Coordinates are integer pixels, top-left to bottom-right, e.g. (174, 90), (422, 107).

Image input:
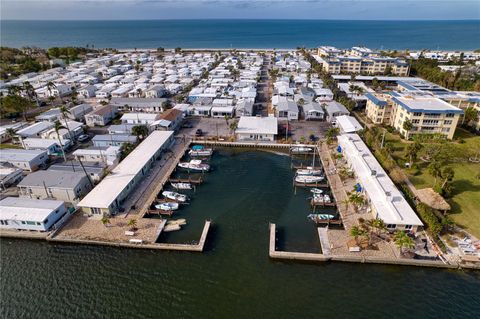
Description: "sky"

(1, 0), (479, 20)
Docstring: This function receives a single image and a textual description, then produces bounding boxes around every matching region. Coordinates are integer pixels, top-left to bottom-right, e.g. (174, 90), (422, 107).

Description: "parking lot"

(178, 116), (332, 142)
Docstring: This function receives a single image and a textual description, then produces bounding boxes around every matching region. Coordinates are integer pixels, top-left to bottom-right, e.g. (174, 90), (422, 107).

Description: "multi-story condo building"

(316, 56), (409, 76)
(365, 92), (463, 139)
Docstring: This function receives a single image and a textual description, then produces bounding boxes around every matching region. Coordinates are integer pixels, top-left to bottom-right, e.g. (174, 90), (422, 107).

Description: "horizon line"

(2, 18), (480, 22)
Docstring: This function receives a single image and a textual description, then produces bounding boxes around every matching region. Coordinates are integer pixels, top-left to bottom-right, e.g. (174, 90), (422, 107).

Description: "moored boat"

(167, 219), (187, 226)
(178, 159), (210, 172)
(162, 191), (188, 202)
(297, 167), (323, 176)
(312, 194), (332, 204)
(295, 175), (324, 183)
(290, 146), (313, 153)
(155, 202), (179, 211)
(307, 214), (335, 221)
(189, 145), (213, 156)
(164, 224), (181, 232)
(310, 188), (323, 194)
(171, 182), (192, 190)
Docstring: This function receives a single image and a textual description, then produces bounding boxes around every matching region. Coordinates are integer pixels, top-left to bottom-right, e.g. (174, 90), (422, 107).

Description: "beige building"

(365, 92), (463, 140)
(316, 55), (409, 76)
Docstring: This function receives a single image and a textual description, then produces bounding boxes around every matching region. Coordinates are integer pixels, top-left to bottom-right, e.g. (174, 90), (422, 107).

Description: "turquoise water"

(1, 20), (479, 50)
(1, 149), (480, 318)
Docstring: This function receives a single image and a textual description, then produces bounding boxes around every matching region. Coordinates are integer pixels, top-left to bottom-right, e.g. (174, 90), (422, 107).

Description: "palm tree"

(229, 120), (238, 137)
(347, 192), (366, 213)
(136, 88), (142, 97)
(441, 167), (455, 189)
(53, 120), (68, 162)
(428, 161), (442, 187)
(405, 142), (422, 166)
(120, 142), (136, 159)
(131, 125), (149, 141)
(402, 119), (413, 140)
(350, 225), (368, 245)
(394, 231), (415, 256)
(325, 127), (340, 144)
(22, 81), (39, 107)
(71, 88), (78, 104)
(5, 128), (16, 141)
(101, 216), (110, 227)
(127, 218), (137, 231)
(7, 84), (22, 96)
(59, 105), (74, 141)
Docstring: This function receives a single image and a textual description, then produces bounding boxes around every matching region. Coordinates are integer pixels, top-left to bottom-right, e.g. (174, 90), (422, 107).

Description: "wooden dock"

(310, 199), (336, 208)
(147, 209), (174, 217)
(294, 182), (328, 188)
(169, 177), (203, 185)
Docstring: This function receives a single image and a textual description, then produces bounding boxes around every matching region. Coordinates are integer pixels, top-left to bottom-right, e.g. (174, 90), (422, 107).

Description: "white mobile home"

(0, 149), (48, 171)
(0, 197), (67, 232)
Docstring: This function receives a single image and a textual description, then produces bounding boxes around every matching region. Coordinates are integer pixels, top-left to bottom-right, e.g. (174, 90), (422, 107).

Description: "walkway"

(317, 227), (331, 255)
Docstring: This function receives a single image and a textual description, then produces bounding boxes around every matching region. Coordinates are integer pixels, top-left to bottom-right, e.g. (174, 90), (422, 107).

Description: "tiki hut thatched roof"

(416, 188), (451, 211)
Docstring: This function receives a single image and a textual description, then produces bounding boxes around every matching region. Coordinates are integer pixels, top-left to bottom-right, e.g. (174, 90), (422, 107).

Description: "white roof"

(23, 138), (59, 148)
(0, 197), (64, 222)
(121, 113), (159, 121)
(78, 131), (173, 209)
(337, 134), (423, 227)
(335, 115), (363, 133)
(0, 149), (46, 162)
(236, 116), (278, 135)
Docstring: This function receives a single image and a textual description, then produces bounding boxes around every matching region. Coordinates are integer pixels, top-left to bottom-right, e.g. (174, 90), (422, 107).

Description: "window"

(405, 225), (413, 230)
(444, 120), (452, 125)
(413, 112), (422, 117)
(386, 224), (396, 229)
(412, 119), (420, 124)
(446, 113), (455, 118)
(92, 207), (102, 215)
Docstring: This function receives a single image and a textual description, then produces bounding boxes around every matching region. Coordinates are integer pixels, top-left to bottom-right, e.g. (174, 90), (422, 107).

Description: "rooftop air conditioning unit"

(371, 170), (377, 176)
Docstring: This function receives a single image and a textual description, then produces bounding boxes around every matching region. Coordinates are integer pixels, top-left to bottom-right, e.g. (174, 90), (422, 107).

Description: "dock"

(168, 177), (203, 185)
(317, 227), (331, 255)
(310, 199), (336, 207)
(294, 182), (329, 188)
(146, 209), (175, 217)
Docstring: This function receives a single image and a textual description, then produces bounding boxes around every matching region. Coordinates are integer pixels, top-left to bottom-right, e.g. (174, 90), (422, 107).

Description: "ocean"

(1, 19), (479, 50)
(1, 149), (480, 318)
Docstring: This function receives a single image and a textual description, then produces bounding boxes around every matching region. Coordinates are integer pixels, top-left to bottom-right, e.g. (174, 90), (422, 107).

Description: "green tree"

(59, 105), (74, 141)
(120, 142), (136, 159)
(0, 95), (33, 120)
(402, 119), (413, 139)
(347, 192), (366, 213)
(394, 231), (415, 255)
(101, 216), (110, 227)
(405, 141), (422, 165)
(229, 120), (238, 136)
(428, 161), (442, 187)
(127, 218), (138, 231)
(131, 125), (149, 141)
(350, 225), (368, 245)
(325, 127), (340, 144)
(441, 167), (455, 189)
(53, 120), (68, 162)
(463, 107), (478, 127)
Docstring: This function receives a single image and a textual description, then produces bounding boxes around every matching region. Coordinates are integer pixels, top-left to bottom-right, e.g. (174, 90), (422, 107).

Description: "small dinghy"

(310, 188), (323, 194)
(155, 202), (179, 211)
(162, 191), (188, 203)
(171, 182), (192, 190)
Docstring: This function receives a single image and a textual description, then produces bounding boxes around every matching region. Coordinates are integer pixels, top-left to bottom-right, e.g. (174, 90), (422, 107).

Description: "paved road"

(254, 54), (272, 116)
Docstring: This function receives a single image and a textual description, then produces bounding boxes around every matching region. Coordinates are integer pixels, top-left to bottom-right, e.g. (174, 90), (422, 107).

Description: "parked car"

(195, 129), (203, 137)
(77, 134), (90, 143)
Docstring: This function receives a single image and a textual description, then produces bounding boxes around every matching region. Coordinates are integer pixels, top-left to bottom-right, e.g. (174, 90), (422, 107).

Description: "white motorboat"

(167, 219), (187, 226)
(291, 146), (313, 153)
(307, 214), (335, 221)
(155, 202), (179, 211)
(162, 191), (188, 203)
(297, 167), (323, 176)
(295, 175), (324, 183)
(312, 194), (331, 204)
(164, 224), (181, 232)
(310, 188), (323, 194)
(171, 182), (192, 190)
(189, 145), (213, 157)
(178, 159), (210, 172)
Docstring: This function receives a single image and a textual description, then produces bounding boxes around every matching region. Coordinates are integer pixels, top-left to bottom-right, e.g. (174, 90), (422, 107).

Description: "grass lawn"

(385, 128), (480, 237)
(0, 143), (23, 149)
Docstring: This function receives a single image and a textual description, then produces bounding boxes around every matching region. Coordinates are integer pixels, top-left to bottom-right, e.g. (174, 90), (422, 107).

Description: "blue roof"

(397, 81), (419, 91)
(365, 93), (388, 107)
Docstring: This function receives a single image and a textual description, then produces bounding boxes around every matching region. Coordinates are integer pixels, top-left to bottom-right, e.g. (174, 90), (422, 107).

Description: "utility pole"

(78, 157), (94, 188)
